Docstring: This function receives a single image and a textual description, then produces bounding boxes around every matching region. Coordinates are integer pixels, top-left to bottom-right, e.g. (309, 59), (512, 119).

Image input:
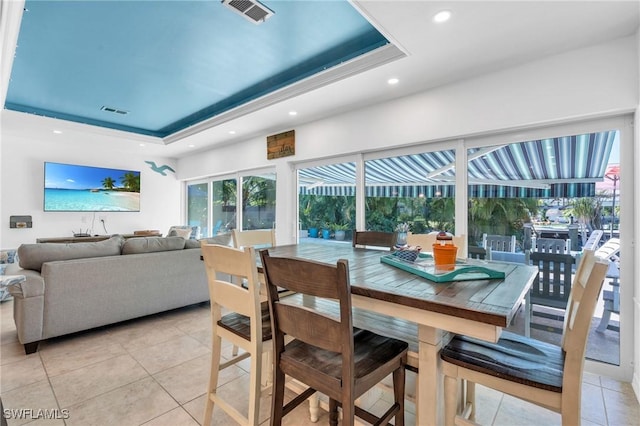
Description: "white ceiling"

(2, 1), (638, 159)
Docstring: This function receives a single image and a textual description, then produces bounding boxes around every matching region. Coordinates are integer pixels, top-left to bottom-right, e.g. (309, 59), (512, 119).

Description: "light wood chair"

(260, 250), (408, 426)
(232, 228), (276, 250)
(440, 250), (608, 426)
(352, 230), (396, 250)
(201, 243), (272, 426)
(231, 228), (276, 357)
(406, 232), (467, 259)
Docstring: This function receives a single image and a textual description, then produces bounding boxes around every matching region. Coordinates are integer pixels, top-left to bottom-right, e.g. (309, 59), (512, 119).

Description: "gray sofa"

(9, 234), (230, 354)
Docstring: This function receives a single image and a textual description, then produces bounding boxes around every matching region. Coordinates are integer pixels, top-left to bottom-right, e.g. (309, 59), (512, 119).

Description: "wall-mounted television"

(44, 162), (141, 212)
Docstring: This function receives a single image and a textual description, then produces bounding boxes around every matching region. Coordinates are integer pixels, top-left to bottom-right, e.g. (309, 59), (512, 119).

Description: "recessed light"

(228, 130), (236, 135)
(388, 78), (399, 85)
(139, 143), (145, 147)
(52, 130), (62, 134)
(188, 144), (195, 148)
(433, 10), (451, 23)
(289, 111), (297, 116)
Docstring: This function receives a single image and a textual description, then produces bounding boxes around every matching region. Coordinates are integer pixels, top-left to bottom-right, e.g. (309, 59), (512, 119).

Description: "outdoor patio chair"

(531, 237), (570, 254)
(526, 251), (576, 336)
(582, 229), (603, 251)
(468, 246), (489, 260)
(482, 234), (516, 253)
(441, 250), (608, 426)
(260, 250), (408, 426)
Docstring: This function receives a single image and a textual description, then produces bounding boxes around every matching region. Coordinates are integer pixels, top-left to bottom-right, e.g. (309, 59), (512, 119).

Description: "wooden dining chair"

(440, 250), (608, 426)
(260, 250), (408, 426)
(201, 243), (272, 426)
(406, 232), (467, 259)
(232, 228), (276, 250)
(352, 230), (396, 250)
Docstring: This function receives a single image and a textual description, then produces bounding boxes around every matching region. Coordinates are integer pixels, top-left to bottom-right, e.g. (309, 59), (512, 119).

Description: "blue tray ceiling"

(5, 0), (389, 137)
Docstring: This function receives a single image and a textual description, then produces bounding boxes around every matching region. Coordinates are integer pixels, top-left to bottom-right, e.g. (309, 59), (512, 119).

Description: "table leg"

(417, 325), (449, 426)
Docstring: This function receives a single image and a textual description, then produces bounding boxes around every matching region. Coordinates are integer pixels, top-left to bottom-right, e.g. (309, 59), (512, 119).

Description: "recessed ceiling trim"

(163, 43), (406, 144)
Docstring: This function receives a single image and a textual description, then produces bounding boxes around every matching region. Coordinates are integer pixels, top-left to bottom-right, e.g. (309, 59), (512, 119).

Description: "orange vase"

(432, 243), (458, 272)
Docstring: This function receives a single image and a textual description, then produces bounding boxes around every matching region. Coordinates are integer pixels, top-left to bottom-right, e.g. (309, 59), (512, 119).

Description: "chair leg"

(393, 366), (405, 426)
(329, 399), (339, 426)
(270, 368), (286, 426)
(309, 393), (320, 422)
(443, 373), (458, 426)
(248, 344), (262, 426)
(341, 397), (355, 426)
(596, 308), (612, 332)
(203, 333), (223, 426)
(466, 381), (476, 421)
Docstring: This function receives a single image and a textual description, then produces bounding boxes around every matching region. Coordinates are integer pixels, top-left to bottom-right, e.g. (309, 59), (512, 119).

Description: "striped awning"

(299, 131), (616, 198)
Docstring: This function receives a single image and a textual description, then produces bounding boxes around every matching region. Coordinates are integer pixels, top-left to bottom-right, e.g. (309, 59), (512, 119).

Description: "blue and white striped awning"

(299, 131), (616, 198)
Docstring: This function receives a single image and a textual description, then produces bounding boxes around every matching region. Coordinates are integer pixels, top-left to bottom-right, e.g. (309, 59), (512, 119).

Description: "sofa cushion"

(18, 235), (124, 272)
(167, 227), (192, 239)
(122, 236), (186, 255)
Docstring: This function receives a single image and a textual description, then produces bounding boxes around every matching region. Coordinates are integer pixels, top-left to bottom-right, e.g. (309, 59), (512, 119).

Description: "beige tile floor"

(1, 299), (639, 426)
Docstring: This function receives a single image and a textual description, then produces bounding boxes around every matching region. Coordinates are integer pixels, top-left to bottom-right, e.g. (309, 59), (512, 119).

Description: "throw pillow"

(167, 227), (192, 239)
(18, 235), (124, 272)
(122, 236), (186, 254)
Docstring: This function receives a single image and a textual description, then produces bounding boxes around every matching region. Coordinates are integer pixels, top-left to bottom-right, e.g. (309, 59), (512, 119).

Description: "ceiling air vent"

(222, 0), (274, 24)
(100, 106), (129, 115)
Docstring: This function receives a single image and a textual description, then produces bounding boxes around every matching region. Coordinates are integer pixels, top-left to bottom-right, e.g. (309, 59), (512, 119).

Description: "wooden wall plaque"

(267, 130), (295, 159)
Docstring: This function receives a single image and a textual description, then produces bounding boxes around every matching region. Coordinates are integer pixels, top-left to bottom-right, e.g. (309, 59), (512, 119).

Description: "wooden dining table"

(261, 243), (538, 426)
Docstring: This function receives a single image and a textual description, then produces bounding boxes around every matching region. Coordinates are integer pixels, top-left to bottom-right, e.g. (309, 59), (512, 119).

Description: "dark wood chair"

(440, 250), (608, 426)
(352, 230), (396, 250)
(527, 251), (575, 335)
(260, 250), (408, 426)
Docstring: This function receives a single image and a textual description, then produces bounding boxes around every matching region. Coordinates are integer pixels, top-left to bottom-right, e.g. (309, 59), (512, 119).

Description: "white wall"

(178, 36), (638, 245)
(0, 132), (181, 249)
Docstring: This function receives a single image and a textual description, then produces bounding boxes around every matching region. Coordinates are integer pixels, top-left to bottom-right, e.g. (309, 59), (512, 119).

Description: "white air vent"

(222, 0), (274, 24)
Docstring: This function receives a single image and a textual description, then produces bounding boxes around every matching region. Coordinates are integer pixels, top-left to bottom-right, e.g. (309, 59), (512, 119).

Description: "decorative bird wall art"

(145, 161), (176, 176)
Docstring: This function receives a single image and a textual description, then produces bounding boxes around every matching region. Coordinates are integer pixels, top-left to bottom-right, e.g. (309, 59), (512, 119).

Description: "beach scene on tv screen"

(44, 162), (140, 211)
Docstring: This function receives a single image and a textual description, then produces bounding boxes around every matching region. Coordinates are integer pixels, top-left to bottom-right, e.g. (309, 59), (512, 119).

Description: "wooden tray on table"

(380, 252), (505, 283)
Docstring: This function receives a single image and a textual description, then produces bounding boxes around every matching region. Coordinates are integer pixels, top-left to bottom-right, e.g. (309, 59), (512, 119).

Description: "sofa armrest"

(7, 269), (44, 298)
(8, 269), (45, 346)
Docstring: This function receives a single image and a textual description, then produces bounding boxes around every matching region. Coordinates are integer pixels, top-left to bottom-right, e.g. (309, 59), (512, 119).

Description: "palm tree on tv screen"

(102, 177), (115, 190)
(121, 172), (140, 192)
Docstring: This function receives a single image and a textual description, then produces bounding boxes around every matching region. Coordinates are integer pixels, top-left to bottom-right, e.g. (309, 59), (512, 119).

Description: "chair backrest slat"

(260, 251), (353, 360)
(352, 231), (396, 250)
(201, 244), (261, 329)
(233, 229), (276, 249)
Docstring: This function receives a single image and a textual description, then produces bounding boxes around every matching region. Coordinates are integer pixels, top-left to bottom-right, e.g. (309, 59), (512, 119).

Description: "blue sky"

(44, 162), (139, 190)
